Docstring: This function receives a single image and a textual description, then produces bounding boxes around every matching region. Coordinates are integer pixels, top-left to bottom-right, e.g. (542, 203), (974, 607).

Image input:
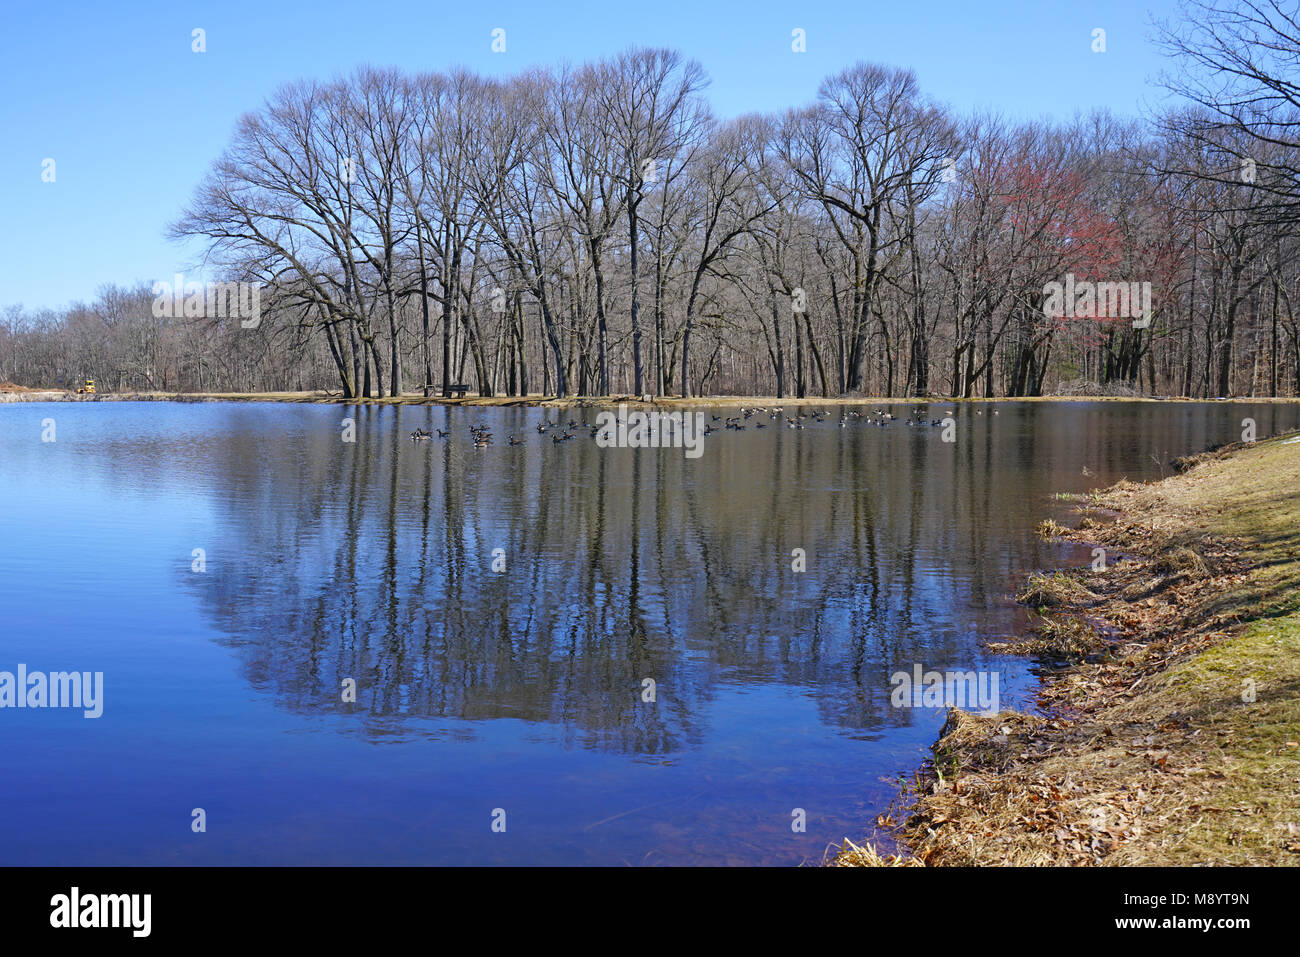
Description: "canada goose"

(410, 429), (431, 440)
(508, 435), (522, 446)
(436, 429), (449, 438)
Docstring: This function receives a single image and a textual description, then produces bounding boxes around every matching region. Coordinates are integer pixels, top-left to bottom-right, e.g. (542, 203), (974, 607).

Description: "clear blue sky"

(0, 0), (1183, 312)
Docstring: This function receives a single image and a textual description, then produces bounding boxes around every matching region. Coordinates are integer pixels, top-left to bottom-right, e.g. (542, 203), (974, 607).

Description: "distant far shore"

(4, 387), (1300, 407)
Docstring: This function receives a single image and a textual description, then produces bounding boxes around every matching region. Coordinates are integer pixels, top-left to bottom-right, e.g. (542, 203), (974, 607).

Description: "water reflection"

(156, 401), (1296, 753)
(3, 399), (1297, 864)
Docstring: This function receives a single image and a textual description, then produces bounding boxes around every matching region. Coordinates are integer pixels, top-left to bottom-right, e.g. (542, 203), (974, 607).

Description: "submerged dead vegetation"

(834, 431), (1300, 866)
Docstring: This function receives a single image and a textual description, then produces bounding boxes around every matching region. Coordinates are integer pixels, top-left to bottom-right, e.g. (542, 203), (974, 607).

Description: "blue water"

(1, 399), (1293, 864)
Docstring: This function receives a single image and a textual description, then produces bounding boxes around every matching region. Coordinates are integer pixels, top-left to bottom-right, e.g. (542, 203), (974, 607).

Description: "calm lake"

(1, 399), (1295, 865)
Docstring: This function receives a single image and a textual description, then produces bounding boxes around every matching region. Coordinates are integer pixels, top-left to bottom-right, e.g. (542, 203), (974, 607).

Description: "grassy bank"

(5, 386), (1300, 408)
(837, 431), (1300, 866)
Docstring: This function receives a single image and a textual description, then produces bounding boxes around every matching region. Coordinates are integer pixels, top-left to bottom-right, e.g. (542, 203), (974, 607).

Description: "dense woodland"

(7, 1), (1300, 400)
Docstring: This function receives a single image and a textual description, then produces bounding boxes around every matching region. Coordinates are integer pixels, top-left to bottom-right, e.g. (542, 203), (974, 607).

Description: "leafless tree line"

(7, 5), (1300, 399)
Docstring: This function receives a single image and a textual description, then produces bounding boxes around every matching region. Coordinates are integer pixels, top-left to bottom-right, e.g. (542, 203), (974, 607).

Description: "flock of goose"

(409, 418), (587, 447)
(700, 405), (998, 433)
(408, 405), (1000, 448)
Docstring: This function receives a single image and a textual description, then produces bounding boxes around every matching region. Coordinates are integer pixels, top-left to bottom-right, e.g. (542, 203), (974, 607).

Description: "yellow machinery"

(76, 379), (95, 394)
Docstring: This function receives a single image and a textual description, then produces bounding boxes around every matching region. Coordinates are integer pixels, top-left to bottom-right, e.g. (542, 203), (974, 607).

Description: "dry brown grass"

(1037, 518), (1071, 539)
(826, 838), (923, 867)
(1016, 571), (1098, 608)
(988, 615), (1110, 662)
(835, 430), (1300, 867)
